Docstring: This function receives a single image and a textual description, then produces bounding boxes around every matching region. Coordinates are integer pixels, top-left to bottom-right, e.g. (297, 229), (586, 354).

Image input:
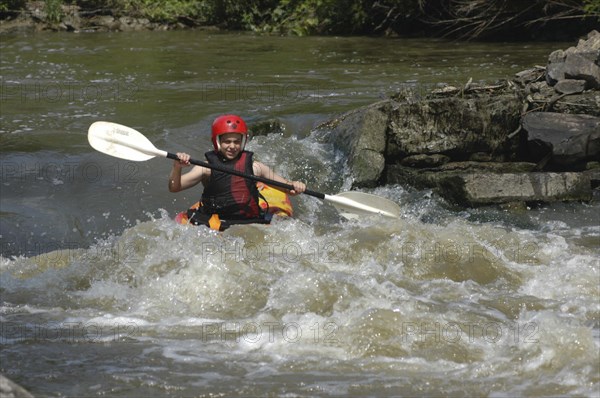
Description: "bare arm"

(168, 152), (210, 192)
(253, 161), (306, 195)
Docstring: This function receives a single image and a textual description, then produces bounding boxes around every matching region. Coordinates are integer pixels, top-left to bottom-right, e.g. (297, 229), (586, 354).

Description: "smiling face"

(218, 133), (243, 160)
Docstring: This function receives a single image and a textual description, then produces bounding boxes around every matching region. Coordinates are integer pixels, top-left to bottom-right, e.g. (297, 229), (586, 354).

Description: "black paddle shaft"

(166, 152), (325, 200)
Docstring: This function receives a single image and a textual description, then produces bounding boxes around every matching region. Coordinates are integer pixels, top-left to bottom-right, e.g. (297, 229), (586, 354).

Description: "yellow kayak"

(175, 182), (293, 225)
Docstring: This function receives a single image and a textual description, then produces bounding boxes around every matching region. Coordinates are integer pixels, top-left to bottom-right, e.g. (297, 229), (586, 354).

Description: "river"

(1, 31), (598, 397)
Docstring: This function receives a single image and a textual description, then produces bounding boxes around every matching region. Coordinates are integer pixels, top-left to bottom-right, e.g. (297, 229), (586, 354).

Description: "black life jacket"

(186, 150), (270, 230)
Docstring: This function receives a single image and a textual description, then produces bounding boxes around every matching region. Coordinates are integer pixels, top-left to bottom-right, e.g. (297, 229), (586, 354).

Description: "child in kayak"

(168, 114), (306, 230)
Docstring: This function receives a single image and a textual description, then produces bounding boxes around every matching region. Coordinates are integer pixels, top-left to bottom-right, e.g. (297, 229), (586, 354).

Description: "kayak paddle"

(87, 121), (401, 219)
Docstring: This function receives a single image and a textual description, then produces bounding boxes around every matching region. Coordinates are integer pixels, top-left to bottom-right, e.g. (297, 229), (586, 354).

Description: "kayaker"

(168, 114), (306, 230)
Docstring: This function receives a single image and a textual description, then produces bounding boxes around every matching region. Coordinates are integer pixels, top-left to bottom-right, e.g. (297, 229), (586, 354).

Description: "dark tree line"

(2, 0), (599, 40)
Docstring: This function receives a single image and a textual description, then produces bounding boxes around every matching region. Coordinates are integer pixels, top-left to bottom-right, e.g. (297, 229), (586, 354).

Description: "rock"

(564, 52), (600, 89)
(587, 161), (600, 170)
(387, 92), (522, 159)
(0, 14), (36, 33)
(89, 15), (118, 31)
(436, 161), (537, 173)
(387, 161), (537, 191)
(400, 154), (450, 168)
(322, 101), (389, 187)
(0, 374), (34, 398)
(0, 4), (167, 33)
(431, 85), (460, 95)
(544, 90), (600, 116)
(546, 30), (600, 89)
(523, 112), (600, 168)
(514, 67), (545, 85)
(250, 119), (286, 137)
(29, 5), (46, 22)
(387, 164), (596, 206)
(60, 13), (81, 31)
(117, 16), (135, 31)
(447, 171), (595, 205)
(469, 152), (494, 162)
(554, 79), (586, 95)
(352, 149), (386, 187)
(315, 31), (600, 205)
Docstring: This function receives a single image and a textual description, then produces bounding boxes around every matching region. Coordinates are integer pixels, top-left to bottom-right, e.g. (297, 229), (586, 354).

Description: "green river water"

(1, 31), (598, 397)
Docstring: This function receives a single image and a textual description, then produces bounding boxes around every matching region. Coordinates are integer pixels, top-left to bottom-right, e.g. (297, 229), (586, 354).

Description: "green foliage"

(264, 0), (327, 35)
(117, 0), (201, 22)
(197, 0), (280, 30)
(1, 0), (595, 37)
(200, 0), (422, 36)
(263, 0), (422, 36)
(583, 0), (600, 15)
(279, 0), (368, 35)
(45, 0), (64, 23)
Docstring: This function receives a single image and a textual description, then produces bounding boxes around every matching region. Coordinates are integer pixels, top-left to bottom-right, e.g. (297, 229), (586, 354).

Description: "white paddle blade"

(325, 192), (400, 219)
(88, 121), (165, 161)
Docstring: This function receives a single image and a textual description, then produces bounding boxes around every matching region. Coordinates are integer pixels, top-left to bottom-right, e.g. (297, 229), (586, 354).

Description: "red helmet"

(211, 114), (248, 151)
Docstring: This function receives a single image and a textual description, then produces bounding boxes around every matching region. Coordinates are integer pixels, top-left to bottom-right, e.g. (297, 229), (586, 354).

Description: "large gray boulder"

(523, 112), (600, 168)
(388, 164), (597, 206)
(386, 92), (522, 157)
(319, 101), (390, 187)
(546, 30), (600, 89)
(321, 88), (523, 188)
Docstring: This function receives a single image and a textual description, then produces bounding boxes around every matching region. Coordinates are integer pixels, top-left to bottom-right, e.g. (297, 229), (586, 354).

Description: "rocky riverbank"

(317, 30), (600, 207)
(0, 1), (195, 33)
